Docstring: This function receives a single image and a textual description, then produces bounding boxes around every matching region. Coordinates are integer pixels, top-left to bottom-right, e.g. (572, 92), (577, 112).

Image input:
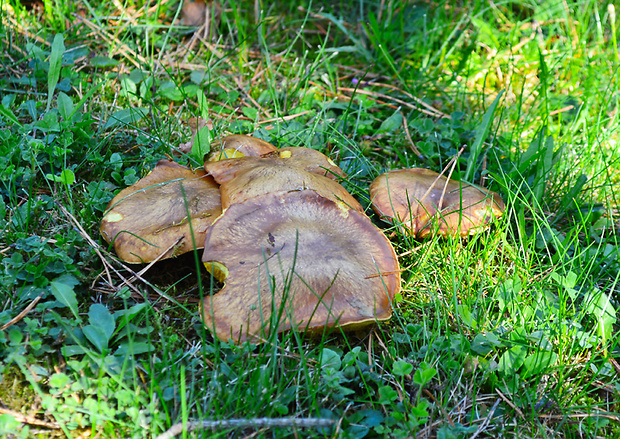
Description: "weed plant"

(0, 0), (619, 438)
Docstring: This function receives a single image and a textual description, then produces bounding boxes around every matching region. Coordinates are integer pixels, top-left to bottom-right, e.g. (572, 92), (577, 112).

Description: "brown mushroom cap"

(201, 189), (400, 343)
(205, 151), (360, 211)
(206, 135), (277, 162)
(278, 147), (346, 180)
(370, 168), (505, 237)
(100, 160), (222, 263)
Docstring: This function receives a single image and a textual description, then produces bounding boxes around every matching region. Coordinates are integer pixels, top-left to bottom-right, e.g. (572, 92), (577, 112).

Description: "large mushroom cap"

(201, 189), (400, 343)
(206, 134), (277, 162)
(278, 147), (346, 180)
(100, 160), (221, 263)
(205, 152), (361, 211)
(370, 168), (505, 237)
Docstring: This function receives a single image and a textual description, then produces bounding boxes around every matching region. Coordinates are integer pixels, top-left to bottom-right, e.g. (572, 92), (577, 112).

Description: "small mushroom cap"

(205, 153), (361, 211)
(201, 189), (400, 343)
(100, 160), (222, 263)
(206, 135), (277, 162)
(370, 168), (505, 237)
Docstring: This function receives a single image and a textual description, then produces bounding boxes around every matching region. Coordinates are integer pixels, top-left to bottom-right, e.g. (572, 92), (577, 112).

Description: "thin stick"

(155, 417), (334, 439)
(496, 388), (525, 420)
(423, 388), (455, 427)
(415, 146), (465, 208)
(119, 237), (184, 290)
(0, 406), (59, 429)
(402, 114), (421, 156)
(468, 398), (500, 439)
(364, 269), (405, 279)
(361, 81), (448, 118)
(258, 111), (312, 125)
(1, 292), (44, 331)
(339, 87), (445, 118)
(538, 412), (620, 422)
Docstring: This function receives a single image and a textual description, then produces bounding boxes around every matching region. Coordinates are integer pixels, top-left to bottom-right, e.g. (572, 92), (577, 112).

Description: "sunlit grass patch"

(0, 0), (619, 437)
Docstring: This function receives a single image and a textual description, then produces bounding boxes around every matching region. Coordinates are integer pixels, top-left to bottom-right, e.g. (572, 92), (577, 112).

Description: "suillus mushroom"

(204, 148), (360, 211)
(206, 134), (278, 162)
(100, 159), (221, 263)
(277, 147), (346, 180)
(201, 189), (400, 342)
(370, 168), (505, 237)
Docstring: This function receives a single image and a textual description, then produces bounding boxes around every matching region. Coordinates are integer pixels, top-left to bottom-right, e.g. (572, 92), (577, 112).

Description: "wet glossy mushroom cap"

(205, 152), (360, 211)
(201, 189), (400, 343)
(370, 168), (505, 237)
(100, 160), (222, 263)
(206, 135), (277, 162)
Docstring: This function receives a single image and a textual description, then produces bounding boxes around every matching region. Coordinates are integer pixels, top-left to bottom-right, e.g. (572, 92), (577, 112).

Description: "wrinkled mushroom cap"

(206, 135), (277, 162)
(201, 189), (400, 343)
(370, 168), (505, 237)
(205, 151), (360, 211)
(100, 160), (222, 263)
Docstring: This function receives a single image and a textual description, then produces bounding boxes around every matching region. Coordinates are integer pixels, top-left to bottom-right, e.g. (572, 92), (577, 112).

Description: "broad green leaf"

(49, 372), (70, 389)
(191, 125), (211, 162)
(62, 345), (87, 356)
(498, 278), (522, 310)
(377, 385), (399, 404)
(583, 288), (617, 345)
(242, 106), (258, 119)
(104, 107), (148, 129)
(522, 350), (557, 378)
(49, 275), (79, 319)
(120, 76), (137, 100)
(470, 333), (501, 356)
(377, 111), (403, 134)
(0, 105), (21, 126)
(89, 56), (119, 68)
(88, 304), (115, 341)
(457, 304), (476, 329)
(410, 399), (430, 418)
(392, 360), (413, 377)
(158, 80), (184, 101)
(57, 91), (74, 120)
(0, 413), (21, 435)
(115, 341), (155, 356)
(190, 69), (206, 84)
(47, 34), (65, 112)
(46, 169), (75, 185)
(8, 328), (22, 345)
(83, 325), (109, 353)
(320, 348), (342, 371)
(498, 345), (527, 375)
(413, 363), (437, 387)
(196, 89), (208, 119)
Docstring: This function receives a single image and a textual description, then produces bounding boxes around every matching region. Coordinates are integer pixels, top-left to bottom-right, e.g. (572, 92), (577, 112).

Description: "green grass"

(1, 0), (619, 438)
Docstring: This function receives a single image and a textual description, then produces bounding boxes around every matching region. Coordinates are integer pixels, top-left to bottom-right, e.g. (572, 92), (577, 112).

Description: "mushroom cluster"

(101, 135), (401, 343)
(100, 135), (505, 343)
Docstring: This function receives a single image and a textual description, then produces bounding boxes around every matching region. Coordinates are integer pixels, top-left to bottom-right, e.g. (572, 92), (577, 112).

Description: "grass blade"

(465, 90), (503, 182)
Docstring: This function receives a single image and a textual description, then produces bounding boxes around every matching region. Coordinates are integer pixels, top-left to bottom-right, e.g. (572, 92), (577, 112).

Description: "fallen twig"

(496, 388), (525, 420)
(155, 417), (335, 439)
(0, 405), (60, 430)
(0, 292), (44, 331)
(468, 398), (500, 439)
